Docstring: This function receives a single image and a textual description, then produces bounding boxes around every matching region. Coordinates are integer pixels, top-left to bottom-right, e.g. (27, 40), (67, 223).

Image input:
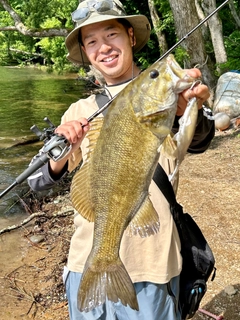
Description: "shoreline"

(0, 129), (239, 319)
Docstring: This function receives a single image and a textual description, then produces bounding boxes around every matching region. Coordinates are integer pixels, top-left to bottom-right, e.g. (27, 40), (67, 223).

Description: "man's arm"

(28, 117), (90, 192)
(27, 148), (69, 191)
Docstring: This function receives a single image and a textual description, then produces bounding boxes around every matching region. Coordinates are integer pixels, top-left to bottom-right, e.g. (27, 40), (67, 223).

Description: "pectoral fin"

(126, 196), (160, 237)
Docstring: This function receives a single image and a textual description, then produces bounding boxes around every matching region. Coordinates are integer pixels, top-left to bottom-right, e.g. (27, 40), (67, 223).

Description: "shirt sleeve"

(27, 98), (95, 192)
(172, 105), (215, 154)
(27, 146), (68, 192)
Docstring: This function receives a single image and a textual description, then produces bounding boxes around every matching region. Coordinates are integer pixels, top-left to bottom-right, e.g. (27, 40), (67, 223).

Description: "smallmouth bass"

(70, 55), (198, 312)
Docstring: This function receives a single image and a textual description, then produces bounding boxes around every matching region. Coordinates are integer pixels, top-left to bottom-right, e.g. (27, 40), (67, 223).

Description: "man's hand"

(49, 118), (90, 177)
(55, 117), (90, 153)
(177, 68), (210, 116)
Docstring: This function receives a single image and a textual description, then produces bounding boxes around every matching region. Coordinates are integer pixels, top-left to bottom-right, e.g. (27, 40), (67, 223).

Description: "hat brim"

(65, 13), (151, 65)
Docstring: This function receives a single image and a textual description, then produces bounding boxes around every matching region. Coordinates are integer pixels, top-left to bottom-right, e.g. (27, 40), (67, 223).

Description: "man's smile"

(101, 55), (118, 63)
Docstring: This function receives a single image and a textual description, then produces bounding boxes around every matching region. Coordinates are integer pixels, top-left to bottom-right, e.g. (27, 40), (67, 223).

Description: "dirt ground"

(0, 127), (239, 320)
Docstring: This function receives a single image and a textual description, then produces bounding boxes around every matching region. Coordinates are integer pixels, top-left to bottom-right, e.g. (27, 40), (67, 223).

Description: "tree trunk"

(147, 0), (168, 54)
(228, 0), (240, 28)
(194, 0), (209, 39)
(168, 0), (216, 102)
(200, 0), (227, 67)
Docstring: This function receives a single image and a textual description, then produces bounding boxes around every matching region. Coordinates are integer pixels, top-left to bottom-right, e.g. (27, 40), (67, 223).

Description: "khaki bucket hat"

(65, 0), (151, 65)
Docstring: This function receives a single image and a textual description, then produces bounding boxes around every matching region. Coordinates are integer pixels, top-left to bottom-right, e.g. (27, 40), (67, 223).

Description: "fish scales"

(70, 54), (197, 312)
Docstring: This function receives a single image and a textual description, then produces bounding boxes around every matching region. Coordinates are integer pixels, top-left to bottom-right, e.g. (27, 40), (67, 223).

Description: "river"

(0, 66), (86, 224)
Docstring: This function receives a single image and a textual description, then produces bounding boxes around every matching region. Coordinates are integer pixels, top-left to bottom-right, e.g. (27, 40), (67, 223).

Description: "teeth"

(103, 56), (115, 62)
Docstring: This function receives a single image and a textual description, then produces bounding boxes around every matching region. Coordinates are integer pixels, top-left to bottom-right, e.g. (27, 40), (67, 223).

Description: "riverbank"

(0, 128), (239, 320)
(0, 186), (74, 319)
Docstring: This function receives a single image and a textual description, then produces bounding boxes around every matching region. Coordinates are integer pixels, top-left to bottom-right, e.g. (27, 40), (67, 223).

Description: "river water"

(0, 66), (86, 224)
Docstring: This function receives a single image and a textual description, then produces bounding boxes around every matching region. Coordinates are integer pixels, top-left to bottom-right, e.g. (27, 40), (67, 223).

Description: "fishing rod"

(0, 117), (72, 199)
(0, 0), (231, 199)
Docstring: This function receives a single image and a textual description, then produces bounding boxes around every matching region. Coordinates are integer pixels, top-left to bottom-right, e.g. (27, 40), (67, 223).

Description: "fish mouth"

(139, 109), (171, 123)
(139, 109), (175, 138)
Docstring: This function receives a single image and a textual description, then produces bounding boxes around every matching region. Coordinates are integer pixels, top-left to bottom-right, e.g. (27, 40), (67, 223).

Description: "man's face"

(81, 19), (135, 85)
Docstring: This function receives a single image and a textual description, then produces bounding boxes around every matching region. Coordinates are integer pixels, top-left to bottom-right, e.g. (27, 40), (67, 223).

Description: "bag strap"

(95, 91), (110, 116)
(152, 163), (176, 206)
(152, 163), (184, 223)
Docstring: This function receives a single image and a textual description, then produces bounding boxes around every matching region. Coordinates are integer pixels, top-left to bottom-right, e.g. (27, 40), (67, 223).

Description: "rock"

(214, 112), (231, 130)
(29, 234), (45, 244)
(233, 116), (240, 129)
(224, 285), (237, 296)
(213, 72), (240, 119)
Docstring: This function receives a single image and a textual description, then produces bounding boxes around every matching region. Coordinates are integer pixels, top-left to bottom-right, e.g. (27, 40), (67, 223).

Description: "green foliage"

(0, 0), (78, 70)
(78, 67), (87, 77)
(154, 0), (174, 34)
(217, 30), (240, 73)
(217, 0), (239, 36)
(0, 0), (240, 73)
(123, 0), (176, 67)
(174, 47), (190, 67)
(122, 0), (159, 67)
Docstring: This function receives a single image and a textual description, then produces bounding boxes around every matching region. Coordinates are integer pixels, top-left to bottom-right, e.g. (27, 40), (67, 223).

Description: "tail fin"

(77, 259), (139, 312)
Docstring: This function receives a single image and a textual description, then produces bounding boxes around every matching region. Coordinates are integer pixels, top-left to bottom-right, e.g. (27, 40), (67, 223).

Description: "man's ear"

(81, 45), (86, 54)
(129, 27), (136, 47)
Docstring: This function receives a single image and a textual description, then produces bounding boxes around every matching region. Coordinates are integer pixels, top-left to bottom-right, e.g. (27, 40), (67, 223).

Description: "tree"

(197, 0), (227, 69)
(0, 0), (77, 69)
(167, 0), (216, 95)
(0, 0), (70, 36)
(147, 0), (168, 54)
(0, 0), (239, 78)
(228, 0), (240, 28)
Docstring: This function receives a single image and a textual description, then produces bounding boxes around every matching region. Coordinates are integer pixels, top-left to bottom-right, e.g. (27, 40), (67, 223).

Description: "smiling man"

(27, 1), (215, 319)
(80, 20), (138, 84)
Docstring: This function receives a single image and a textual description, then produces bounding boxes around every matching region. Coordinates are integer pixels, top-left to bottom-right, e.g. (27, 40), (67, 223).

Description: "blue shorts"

(64, 269), (181, 320)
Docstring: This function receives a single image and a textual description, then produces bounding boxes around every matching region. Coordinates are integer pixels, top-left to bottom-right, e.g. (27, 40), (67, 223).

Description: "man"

(28, 0), (215, 319)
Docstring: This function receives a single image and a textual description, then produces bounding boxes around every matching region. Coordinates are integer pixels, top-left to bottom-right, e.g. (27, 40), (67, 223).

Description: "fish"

(70, 54), (198, 312)
(160, 81), (200, 183)
(161, 97), (199, 183)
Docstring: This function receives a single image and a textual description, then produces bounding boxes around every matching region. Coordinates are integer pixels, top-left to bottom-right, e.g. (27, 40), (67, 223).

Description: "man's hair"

(117, 18), (133, 31)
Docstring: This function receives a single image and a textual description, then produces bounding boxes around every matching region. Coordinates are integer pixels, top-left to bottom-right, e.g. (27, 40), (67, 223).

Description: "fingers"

(55, 118), (90, 145)
(177, 68), (210, 116)
(184, 68), (202, 78)
(184, 68), (210, 102)
(183, 83), (210, 106)
(177, 84), (209, 116)
(176, 94), (188, 116)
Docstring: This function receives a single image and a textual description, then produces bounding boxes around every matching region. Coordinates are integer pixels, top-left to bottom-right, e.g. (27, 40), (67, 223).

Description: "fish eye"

(149, 69), (159, 79)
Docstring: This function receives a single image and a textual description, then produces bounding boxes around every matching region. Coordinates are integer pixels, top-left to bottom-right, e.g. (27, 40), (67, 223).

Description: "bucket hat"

(65, 0), (151, 65)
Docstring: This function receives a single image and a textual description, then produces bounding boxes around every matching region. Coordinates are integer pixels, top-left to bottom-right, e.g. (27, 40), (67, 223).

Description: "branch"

(9, 48), (44, 57)
(0, 26), (17, 31)
(0, 209), (74, 235)
(0, 0), (70, 37)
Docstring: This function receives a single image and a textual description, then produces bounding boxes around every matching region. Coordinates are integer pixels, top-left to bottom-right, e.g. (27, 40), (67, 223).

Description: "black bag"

(153, 164), (216, 319)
